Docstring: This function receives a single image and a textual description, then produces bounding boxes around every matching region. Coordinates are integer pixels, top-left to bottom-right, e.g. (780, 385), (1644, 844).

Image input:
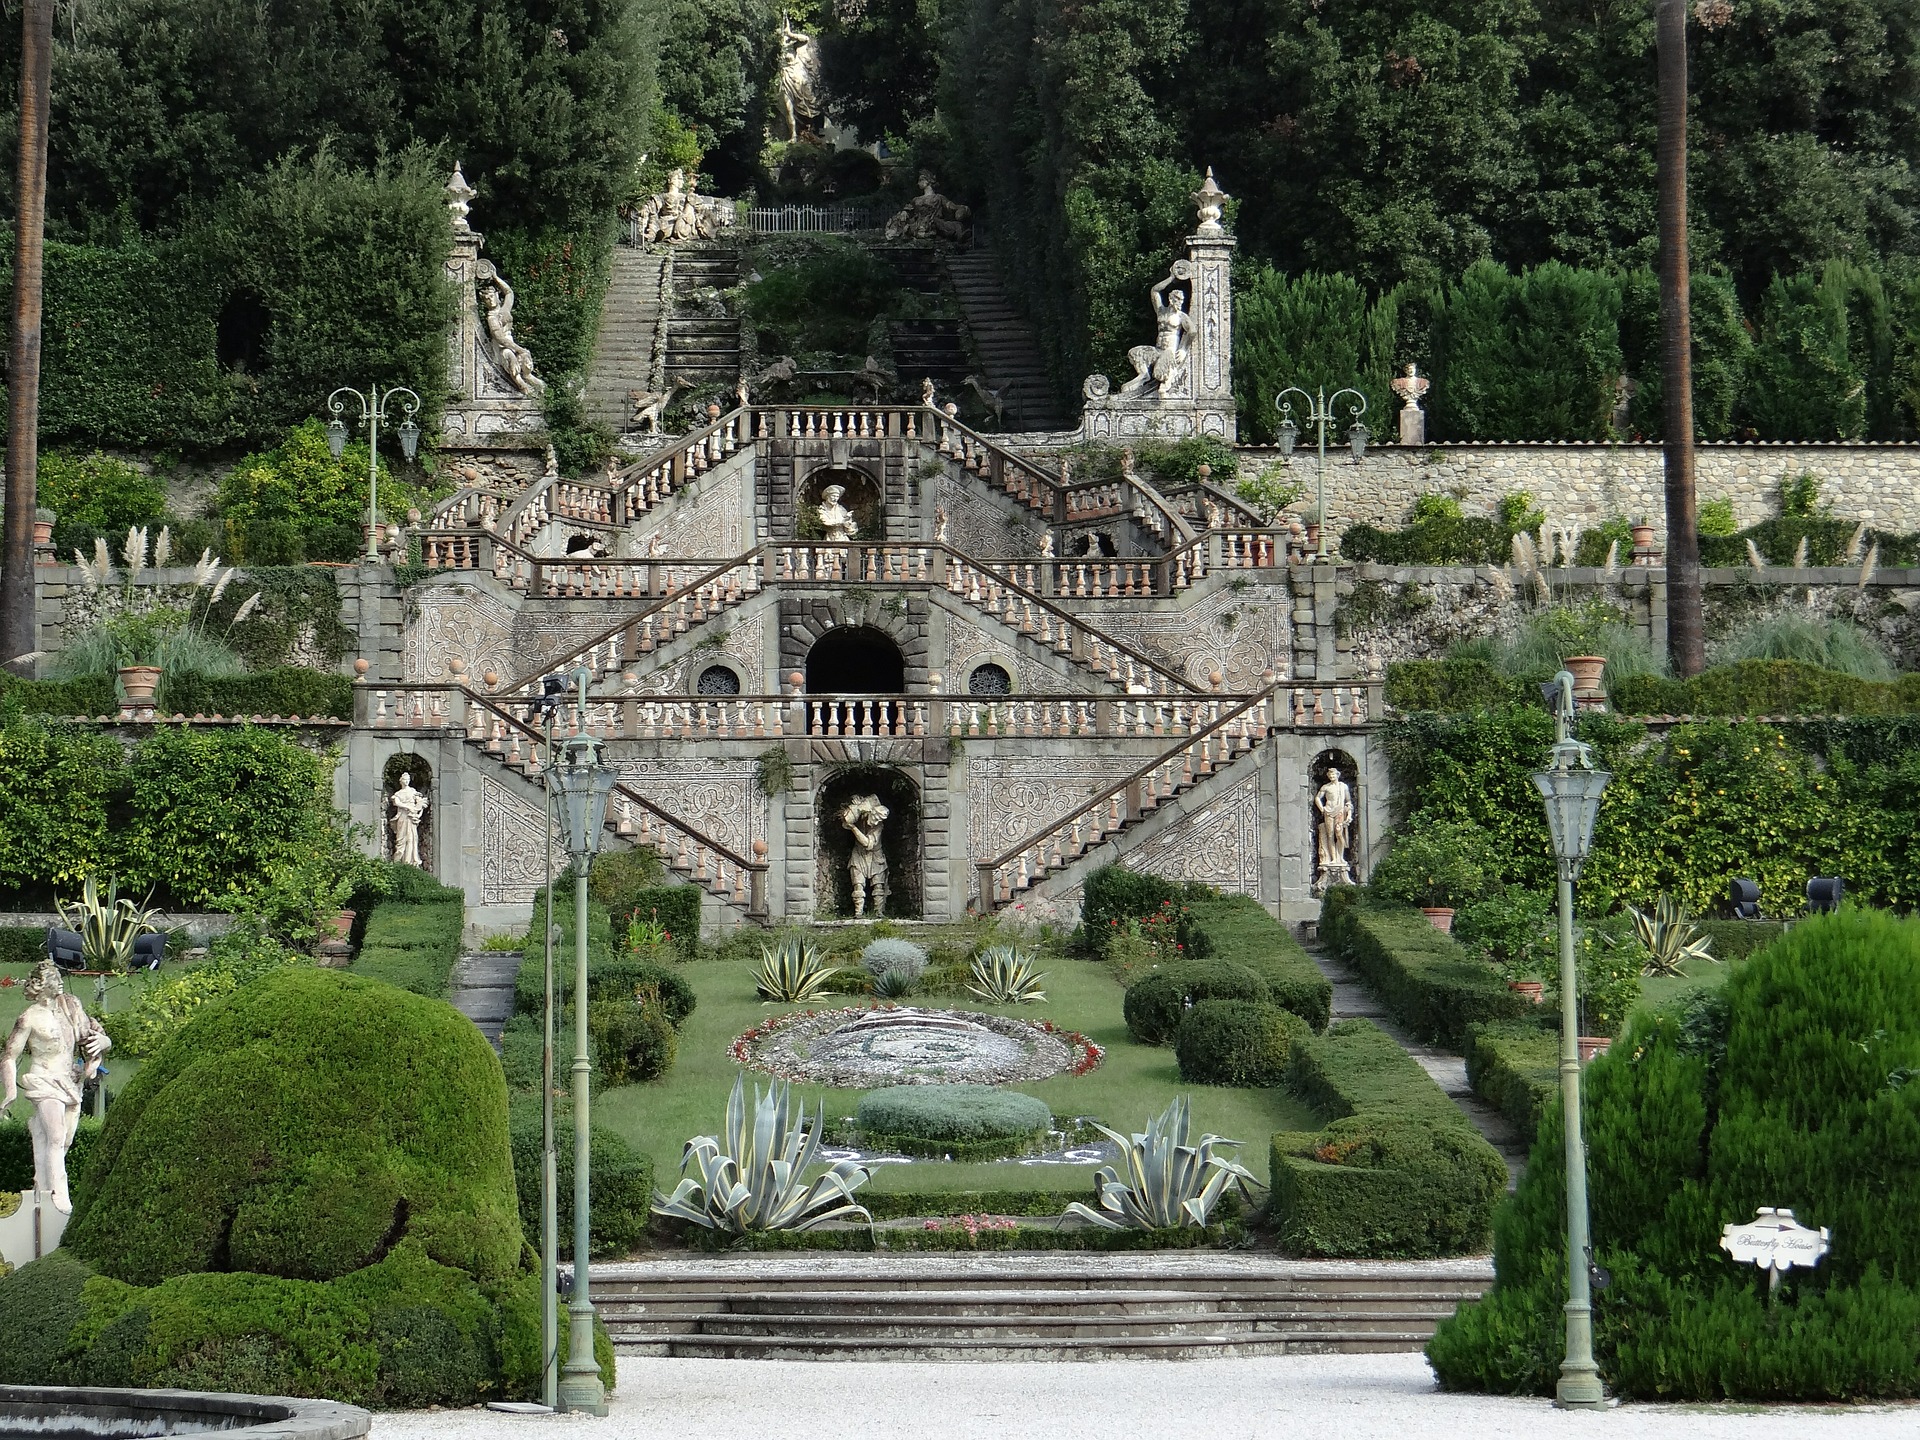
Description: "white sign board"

(1720, 1207), (1830, 1275)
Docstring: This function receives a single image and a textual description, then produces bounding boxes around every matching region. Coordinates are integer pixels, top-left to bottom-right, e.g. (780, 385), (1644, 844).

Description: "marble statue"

(1039, 531), (1055, 558)
(390, 773), (429, 867)
(885, 173), (971, 244)
(480, 267), (544, 395)
(1391, 363), (1430, 445)
(934, 505), (950, 543)
(921, 377), (937, 407)
(776, 15), (821, 142)
(816, 484), (859, 543)
(1, 959), (110, 1213)
(1118, 263), (1194, 398)
(1314, 767), (1355, 889)
(841, 794), (891, 918)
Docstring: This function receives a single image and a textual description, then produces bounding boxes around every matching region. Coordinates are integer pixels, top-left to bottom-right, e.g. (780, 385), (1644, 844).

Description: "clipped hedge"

(1694, 919), (1788, 959)
(1321, 888), (1530, 1047)
(506, 1099), (653, 1261)
(0, 672), (117, 717)
(1081, 865), (1211, 954)
(1463, 1020), (1560, 1143)
(1386, 658), (1529, 714)
(1175, 999), (1312, 1086)
(1612, 660), (1920, 718)
(0, 1250), (95, 1383)
(352, 888), (465, 999)
(1186, 894), (1332, 1031)
(64, 969), (521, 1287)
(854, 1084), (1051, 1159)
(511, 950), (696, 1028)
(1270, 1019), (1508, 1258)
(164, 668), (354, 721)
(1123, 960), (1270, 1045)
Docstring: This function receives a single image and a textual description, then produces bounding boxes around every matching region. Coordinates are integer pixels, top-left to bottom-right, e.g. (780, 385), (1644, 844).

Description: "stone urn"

(1420, 906), (1455, 933)
(1578, 1035), (1612, 1063)
(117, 666), (162, 707)
(1563, 655), (1607, 692)
(1508, 979), (1545, 1004)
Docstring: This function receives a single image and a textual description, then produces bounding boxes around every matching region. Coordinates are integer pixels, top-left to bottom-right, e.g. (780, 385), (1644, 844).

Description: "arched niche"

(1308, 748), (1360, 893)
(382, 752), (435, 871)
(806, 625), (906, 694)
(816, 765), (921, 919)
(798, 464), (883, 541)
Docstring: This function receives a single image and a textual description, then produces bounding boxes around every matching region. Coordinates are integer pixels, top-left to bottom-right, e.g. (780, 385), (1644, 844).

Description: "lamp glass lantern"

(551, 735), (616, 862)
(1347, 421), (1369, 461)
(397, 417), (422, 463)
(1531, 747), (1611, 878)
(1277, 416), (1298, 457)
(326, 416), (350, 460)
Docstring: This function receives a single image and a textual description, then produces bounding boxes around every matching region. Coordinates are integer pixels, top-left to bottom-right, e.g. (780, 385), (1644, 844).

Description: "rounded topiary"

(0, 1251), (94, 1384)
(1175, 999), (1313, 1086)
(587, 998), (678, 1083)
(64, 968), (522, 1287)
(854, 1083), (1052, 1157)
(1124, 960), (1272, 1045)
(861, 937), (929, 981)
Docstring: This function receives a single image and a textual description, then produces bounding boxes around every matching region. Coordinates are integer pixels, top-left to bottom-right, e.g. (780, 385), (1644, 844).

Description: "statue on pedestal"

(390, 773), (430, 868)
(1118, 262), (1195, 399)
(479, 267), (544, 395)
(1314, 767), (1355, 891)
(842, 795), (891, 918)
(816, 484), (859, 543)
(1, 959), (110, 1213)
(1391, 364), (1430, 446)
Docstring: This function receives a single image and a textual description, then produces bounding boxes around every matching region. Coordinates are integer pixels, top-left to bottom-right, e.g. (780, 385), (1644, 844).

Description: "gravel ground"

(374, 1354), (1916, 1440)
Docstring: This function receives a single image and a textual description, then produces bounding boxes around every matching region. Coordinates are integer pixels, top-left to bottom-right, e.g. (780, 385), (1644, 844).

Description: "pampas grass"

(1711, 613), (1894, 680)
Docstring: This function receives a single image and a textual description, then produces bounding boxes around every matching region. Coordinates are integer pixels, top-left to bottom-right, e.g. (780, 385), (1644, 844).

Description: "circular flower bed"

(732, 1005), (1103, 1087)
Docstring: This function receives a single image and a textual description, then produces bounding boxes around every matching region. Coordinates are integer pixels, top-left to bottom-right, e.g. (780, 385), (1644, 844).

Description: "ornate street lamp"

(548, 670), (615, 1417)
(324, 384), (422, 562)
(1275, 385), (1368, 559)
(1530, 669), (1612, 1411)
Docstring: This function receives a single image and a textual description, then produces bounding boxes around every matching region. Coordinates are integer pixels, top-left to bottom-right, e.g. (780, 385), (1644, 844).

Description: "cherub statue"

(2, 959), (110, 1212)
(841, 794), (891, 918)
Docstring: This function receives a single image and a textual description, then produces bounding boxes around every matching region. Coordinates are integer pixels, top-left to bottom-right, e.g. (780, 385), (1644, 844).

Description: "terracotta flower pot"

(1508, 980), (1545, 1004)
(1630, 523), (1656, 550)
(1578, 1035), (1612, 1063)
(326, 909), (356, 942)
(1420, 906), (1455, 933)
(1563, 655), (1607, 692)
(117, 665), (162, 704)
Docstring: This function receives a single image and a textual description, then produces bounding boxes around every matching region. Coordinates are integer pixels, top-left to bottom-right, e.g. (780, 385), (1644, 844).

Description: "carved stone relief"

(629, 460), (752, 559)
(1128, 774), (1263, 899)
(966, 755), (1137, 899)
(1084, 582), (1291, 690)
(943, 610), (1082, 694)
(626, 611), (767, 693)
(615, 758), (766, 859)
(937, 472), (1044, 558)
(404, 583), (517, 682)
(480, 776), (564, 904)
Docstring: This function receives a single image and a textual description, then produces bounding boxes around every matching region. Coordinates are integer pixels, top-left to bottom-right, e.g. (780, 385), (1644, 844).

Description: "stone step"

(641, 1331), (1435, 1361)
(597, 1288), (1476, 1317)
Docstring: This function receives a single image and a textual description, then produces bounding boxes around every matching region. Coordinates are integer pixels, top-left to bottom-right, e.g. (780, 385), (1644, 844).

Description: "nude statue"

(481, 269), (544, 395)
(816, 484), (859, 543)
(390, 772), (429, 868)
(842, 794), (891, 918)
(2, 959), (111, 1213)
(1314, 767), (1355, 888)
(1119, 265), (1196, 398)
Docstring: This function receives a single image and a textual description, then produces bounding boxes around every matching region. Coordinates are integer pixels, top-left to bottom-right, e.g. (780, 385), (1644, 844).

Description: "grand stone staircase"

(590, 1254), (1491, 1360)
(946, 248), (1072, 432)
(583, 248), (669, 430)
(663, 245), (742, 391)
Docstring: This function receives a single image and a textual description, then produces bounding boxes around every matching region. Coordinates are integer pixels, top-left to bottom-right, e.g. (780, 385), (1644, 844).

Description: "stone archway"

(816, 765), (921, 918)
(806, 625), (906, 694)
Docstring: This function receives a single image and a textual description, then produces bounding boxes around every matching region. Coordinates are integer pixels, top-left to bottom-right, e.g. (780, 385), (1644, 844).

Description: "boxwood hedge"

(1175, 999), (1312, 1086)
(854, 1084), (1052, 1159)
(1321, 888), (1530, 1046)
(1123, 960), (1270, 1045)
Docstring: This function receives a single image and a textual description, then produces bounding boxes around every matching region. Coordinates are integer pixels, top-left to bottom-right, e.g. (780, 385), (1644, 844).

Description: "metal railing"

(745, 204), (883, 234)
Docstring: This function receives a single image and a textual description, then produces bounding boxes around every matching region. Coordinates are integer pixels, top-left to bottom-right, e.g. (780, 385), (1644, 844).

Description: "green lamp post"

(324, 383), (422, 563)
(549, 672), (616, 1417)
(1274, 384), (1369, 558)
(1531, 669), (1612, 1411)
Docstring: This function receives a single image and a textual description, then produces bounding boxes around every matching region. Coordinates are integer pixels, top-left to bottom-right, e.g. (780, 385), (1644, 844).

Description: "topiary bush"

(586, 998), (678, 1084)
(1122, 960), (1271, 1045)
(352, 895), (464, 999)
(64, 968), (521, 1287)
(1321, 889), (1530, 1047)
(506, 1099), (654, 1260)
(1175, 999), (1312, 1086)
(1081, 865), (1211, 955)
(512, 948), (696, 1029)
(0, 1250), (94, 1384)
(1185, 894), (1332, 1031)
(854, 1084), (1053, 1159)
(1429, 908), (1920, 1400)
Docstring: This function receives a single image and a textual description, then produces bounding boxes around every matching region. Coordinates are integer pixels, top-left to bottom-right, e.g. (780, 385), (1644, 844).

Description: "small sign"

(1721, 1207), (1830, 1289)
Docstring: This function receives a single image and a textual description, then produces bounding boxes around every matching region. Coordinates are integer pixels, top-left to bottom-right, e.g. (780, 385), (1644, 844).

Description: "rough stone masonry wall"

(1230, 441), (1920, 539)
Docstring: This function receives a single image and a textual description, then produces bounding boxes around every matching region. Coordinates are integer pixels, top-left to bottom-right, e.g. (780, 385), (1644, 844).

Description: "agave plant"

(652, 1074), (872, 1233)
(753, 935), (840, 1001)
(55, 876), (164, 972)
(1626, 894), (1717, 978)
(968, 944), (1047, 1003)
(1065, 1097), (1255, 1231)
(871, 965), (918, 999)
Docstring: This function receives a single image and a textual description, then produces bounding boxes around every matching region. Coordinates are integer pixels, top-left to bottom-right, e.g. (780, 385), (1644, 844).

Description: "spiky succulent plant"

(1065, 1097), (1254, 1230)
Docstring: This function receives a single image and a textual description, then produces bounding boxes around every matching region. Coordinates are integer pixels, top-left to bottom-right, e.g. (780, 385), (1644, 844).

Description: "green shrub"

(1463, 1020), (1559, 1142)
(217, 421), (414, 565)
(861, 937), (929, 981)
(1080, 865), (1211, 955)
(1270, 1020), (1508, 1257)
(1385, 658), (1527, 713)
(1122, 960), (1270, 1045)
(1368, 822), (1491, 911)
(106, 926), (306, 1057)
(1452, 886), (1554, 977)
(0, 1250), (95, 1383)
(1715, 614), (1895, 681)
(1553, 917), (1643, 1039)
(65, 969), (521, 1287)
(512, 950), (696, 1028)
(163, 668), (353, 720)
(586, 999), (677, 1084)
(352, 898), (464, 999)
(1613, 660), (1920, 718)
(854, 1084), (1052, 1159)
(0, 671), (118, 717)
(506, 1099), (654, 1261)
(38, 451), (168, 544)
(1430, 909), (1920, 1400)
(1322, 892), (1531, 1047)
(1175, 999), (1311, 1086)
(1693, 919), (1788, 960)
(1185, 895), (1332, 1030)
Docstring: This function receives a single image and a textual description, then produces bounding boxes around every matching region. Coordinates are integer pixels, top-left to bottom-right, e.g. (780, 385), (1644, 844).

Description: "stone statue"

(1314, 767), (1355, 889)
(1, 959), (110, 1213)
(841, 794), (891, 918)
(885, 173), (971, 244)
(816, 484), (859, 543)
(390, 773), (429, 868)
(1118, 263), (1195, 399)
(1039, 531), (1055, 558)
(480, 268), (544, 395)
(921, 377), (937, 407)
(776, 15), (821, 142)
(934, 505), (950, 543)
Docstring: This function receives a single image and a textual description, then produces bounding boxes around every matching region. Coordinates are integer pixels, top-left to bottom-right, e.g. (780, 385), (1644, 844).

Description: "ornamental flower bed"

(732, 1004), (1103, 1087)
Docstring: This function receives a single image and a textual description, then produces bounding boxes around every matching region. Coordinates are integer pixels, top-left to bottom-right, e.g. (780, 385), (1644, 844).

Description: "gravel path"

(374, 1354), (1914, 1440)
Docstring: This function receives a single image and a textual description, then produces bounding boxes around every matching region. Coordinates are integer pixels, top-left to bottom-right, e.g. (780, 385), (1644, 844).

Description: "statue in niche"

(1313, 766), (1355, 891)
(390, 773), (430, 868)
(933, 505), (950, 543)
(816, 484), (859, 543)
(841, 794), (891, 918)
(479, 265), (544, 395)
(1118, 262), (1195, 399)
(2, 959), (111, 1213)
(776, 15), (821, 142)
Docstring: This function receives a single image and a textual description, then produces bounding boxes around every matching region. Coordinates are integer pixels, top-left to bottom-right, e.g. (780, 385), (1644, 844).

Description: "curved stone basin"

(0, 1388), (368, 1440)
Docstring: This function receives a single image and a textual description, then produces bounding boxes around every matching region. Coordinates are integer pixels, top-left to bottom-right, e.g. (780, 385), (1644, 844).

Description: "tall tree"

(1658, 0), (1703, 677)
(4, 0), (54, 673)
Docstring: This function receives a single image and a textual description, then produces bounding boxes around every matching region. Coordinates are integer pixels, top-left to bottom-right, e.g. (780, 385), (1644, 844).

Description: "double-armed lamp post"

(1531, 670), (1612, 1411)
(548, 670), (616, 1416)
(1274, 386), (1369, 558)
(324, 383), (422, 562)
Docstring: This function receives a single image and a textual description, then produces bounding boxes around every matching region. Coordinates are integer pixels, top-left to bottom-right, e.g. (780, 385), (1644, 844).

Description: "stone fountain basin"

(0, 1388), (369, 1440)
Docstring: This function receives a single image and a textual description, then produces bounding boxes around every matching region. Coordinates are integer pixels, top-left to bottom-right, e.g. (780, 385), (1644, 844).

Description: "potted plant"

(1562, 654), (1607, 692)
(1368, 821), (1491, 931)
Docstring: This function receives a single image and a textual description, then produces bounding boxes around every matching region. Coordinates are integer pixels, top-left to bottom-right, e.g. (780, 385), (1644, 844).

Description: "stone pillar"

(1186, 169), (1237, 441)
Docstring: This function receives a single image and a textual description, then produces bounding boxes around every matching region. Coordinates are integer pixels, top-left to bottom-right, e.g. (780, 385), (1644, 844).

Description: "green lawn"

(1636, 950), (1740, 1016)
(594, 952), (1318, 1190)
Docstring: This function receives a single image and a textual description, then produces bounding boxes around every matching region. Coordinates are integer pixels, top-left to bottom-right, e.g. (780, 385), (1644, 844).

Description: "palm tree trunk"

(3, 0), (55, 675)
(1657, 0), (1704, 677)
